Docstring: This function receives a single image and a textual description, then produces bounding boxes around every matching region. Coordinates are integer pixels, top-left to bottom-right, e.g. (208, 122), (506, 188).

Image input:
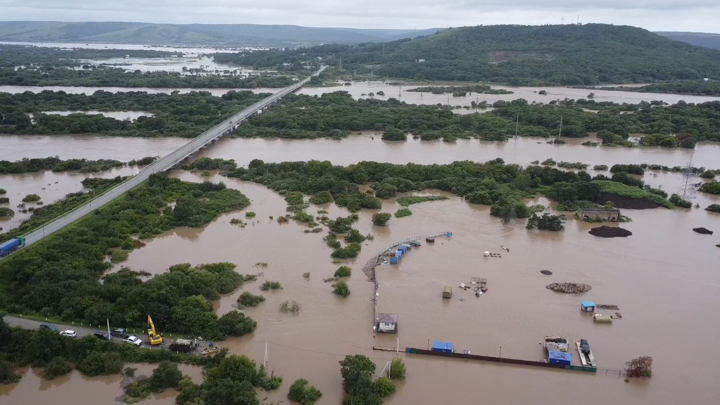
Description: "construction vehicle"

(147, 315), (163, 345)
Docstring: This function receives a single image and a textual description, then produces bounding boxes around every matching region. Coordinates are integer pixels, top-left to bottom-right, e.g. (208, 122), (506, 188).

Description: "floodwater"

(0, 363), (203, 405)
(298, 81), (720, 107)
(87, 56), (251, 74)
(110, 169), (720, 405)
(0, 85), (280, 96)
(0, 41), (248, 56)
(4, 134), (720, 170)
(0, 167), (136, 232)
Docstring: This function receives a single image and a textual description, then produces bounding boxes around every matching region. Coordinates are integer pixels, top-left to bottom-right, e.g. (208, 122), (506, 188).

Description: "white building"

(376, 313), (398, 333)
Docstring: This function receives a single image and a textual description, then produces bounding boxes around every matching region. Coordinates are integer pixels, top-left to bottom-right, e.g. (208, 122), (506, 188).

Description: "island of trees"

(231, 91), (720, 144)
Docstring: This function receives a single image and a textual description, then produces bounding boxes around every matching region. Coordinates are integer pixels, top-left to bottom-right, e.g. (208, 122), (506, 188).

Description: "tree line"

(0, 90), (268, 137)
(232, 91), (720, 144)
(0, 174), (257, 339)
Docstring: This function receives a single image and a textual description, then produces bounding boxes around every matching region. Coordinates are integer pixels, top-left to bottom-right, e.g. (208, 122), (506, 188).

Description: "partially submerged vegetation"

(396, 195), (448, 206)
(0, 174), (254, 339)
(394, 208), (412, 218)
(1, 157), (129, 174)
(333, 281), (350, 297)
(0, 90), (268, 137)
(233, 92), (720, 143)
(407, 84), (513, 95)
(237, 292), (266, 308)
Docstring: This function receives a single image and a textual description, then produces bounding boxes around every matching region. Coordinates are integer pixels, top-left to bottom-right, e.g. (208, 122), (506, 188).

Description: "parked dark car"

(580, 339), (591, 355)
(40, 323), (59, 332)
(93, 331), (111, 340)
(110, 328), (129, 339)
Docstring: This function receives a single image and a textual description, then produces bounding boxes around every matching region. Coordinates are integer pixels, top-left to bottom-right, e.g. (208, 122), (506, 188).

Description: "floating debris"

(589, 226), (632, 238)
(615, 312), (623, 319)
(540, 270), (553, 275)
(693, 227), (714, 235)
(546, 283), (592, 294)
(483, 251), (502, 258)
(596, 304), (620, 310)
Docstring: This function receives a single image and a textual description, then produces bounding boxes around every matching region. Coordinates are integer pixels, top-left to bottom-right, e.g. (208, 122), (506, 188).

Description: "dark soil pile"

(540, 270), (553, 275)
(693, 227), (714, 235)
(589, 226), (633, 238)
(595, 193), (659, 209)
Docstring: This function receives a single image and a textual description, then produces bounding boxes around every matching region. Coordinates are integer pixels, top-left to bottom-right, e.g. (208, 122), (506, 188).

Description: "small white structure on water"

(376, 313), (398, 333)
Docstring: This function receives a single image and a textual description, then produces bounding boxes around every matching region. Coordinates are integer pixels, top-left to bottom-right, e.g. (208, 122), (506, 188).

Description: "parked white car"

(123, 336), (143, 347)
(59, 330), (77, 338)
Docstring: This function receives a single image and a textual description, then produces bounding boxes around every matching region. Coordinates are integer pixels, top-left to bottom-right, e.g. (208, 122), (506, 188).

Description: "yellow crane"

(147, 315), (163, 345)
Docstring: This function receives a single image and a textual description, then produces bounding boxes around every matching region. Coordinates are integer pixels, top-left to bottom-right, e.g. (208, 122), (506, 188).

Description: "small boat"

(426, 238), (435, 244)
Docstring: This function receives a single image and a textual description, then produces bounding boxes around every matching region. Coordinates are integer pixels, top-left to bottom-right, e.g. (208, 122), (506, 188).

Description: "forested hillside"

(224, 24), (720, 85)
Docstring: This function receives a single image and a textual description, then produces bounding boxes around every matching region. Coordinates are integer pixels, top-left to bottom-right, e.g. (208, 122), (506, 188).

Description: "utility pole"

(679, 155), (695, 199)
(264, 341), (268, 369)
(514, 114), (519, 139)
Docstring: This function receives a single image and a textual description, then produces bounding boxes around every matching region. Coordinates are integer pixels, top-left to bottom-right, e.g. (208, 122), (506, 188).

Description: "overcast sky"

(2, 0), (719, 32)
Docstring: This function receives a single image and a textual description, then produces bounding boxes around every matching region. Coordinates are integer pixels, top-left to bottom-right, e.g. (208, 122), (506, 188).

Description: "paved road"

(3, 315), (149, 345)
(1, 66), (325, 260)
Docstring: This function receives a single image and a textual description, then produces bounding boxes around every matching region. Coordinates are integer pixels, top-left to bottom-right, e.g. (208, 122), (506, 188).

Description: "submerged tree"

(625, 356), (653, 378)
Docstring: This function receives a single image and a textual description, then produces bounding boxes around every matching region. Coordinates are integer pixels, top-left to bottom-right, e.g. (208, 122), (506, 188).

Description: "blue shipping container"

(398, 245), (409, 253)
(390, 256), (399, 265)
(548, 351), (572, 365)
(0, 238), (21, 256)
(432, 341), (454, 353)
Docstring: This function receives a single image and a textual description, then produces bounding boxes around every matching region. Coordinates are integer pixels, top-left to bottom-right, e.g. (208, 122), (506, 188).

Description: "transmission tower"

(678, 155), (695, 199)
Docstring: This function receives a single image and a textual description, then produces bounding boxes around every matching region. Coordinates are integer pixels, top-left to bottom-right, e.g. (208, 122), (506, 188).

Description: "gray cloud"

(1, 0), (719, 32)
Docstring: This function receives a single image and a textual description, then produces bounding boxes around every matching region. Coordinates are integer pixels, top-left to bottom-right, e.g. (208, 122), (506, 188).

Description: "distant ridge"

(0, 21), (441, 47)
(656, 32), (720, 50)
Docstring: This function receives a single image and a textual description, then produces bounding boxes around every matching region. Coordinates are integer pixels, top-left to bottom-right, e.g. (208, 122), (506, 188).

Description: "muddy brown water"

(103, 170), (720, 405)
(2, 140), (720, 403)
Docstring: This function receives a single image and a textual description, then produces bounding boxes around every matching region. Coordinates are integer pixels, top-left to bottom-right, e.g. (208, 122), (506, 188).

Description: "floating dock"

(404, 347), (597, 373)
(575, 341), (597, 367)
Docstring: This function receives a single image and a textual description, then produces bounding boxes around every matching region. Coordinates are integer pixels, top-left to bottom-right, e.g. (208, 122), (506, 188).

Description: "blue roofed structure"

(581, 301), (596, 312)
(432, 341), (454, 353)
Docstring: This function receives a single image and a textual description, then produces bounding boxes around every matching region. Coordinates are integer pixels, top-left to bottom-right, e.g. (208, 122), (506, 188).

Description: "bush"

(331, 243), (361, 259)
(700, 181), (720, 195)
(374, 183), (398, 199)
(706, 204), (720, 213)
(0, 188), (6, 195)
(0, 207), (14, 217)
(22, 193), (41, 202)
(669, 194), (692, 208)
(280, 300), (301, 314)
(389, 358), (406, 381)
(150, 361), (183, 390)
(237, 292), (265, 307)
(260, 281), (282, 291)
(288, 378), (323, 405)
(344, 229), (366, 243)
(334, 266), (352, 278)
(0, 197), (9, 204)
(245, 211), (256, 218)
(309, 191), (334, 205)
(0, 360), (22, 384)
(541, 158), (556, 166)
(382, 128), (406, 141)
(394, 208), (412, 217)
(375, 376), (396, 397)
(328, 216), (354, 233)
(526, 213), (565, 231)
(218, 310), (257, 337)
(41, 356), (73, 380)
(396, 196), (447, 206)
(372, 213), (392, 226)
(593, 165), (608, 171)
(333, 281), (350, 297)
(625, 356), (653, 378)
(77, 351), (124, 377)
(610, 164), (645, 175)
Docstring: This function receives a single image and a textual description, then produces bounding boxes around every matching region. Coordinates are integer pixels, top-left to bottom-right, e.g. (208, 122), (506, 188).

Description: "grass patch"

(593, 180), (674, 209)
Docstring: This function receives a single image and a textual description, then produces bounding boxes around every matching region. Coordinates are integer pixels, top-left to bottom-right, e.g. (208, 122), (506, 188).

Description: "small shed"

(548, 350), (572, 365)
(581, 301), (596, 312)
(579, 207), (620, 222)
(442, 286), (452, 298)
(432, 341), (454, 353)
(376, 313), (398, 333)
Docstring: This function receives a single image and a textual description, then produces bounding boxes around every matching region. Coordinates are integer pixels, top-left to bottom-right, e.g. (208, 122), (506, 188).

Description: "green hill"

(656, 32), (720, 50)
(236, 24), (720, 85)
(0, 21), (435, 47)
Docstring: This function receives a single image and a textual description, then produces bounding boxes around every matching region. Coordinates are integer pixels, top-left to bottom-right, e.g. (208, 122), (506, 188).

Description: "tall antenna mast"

(561, 16), (564, 25)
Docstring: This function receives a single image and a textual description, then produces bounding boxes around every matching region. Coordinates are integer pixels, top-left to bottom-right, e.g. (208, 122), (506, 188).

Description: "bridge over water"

(1, 67), (324, 259)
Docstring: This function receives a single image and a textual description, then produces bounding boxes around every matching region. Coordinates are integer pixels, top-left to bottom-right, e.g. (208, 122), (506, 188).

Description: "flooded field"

(109, 170), (720, 405)
(0, 363), (203, 405)
(0, 85), (280, 96)
(299, 80), (720, 107)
